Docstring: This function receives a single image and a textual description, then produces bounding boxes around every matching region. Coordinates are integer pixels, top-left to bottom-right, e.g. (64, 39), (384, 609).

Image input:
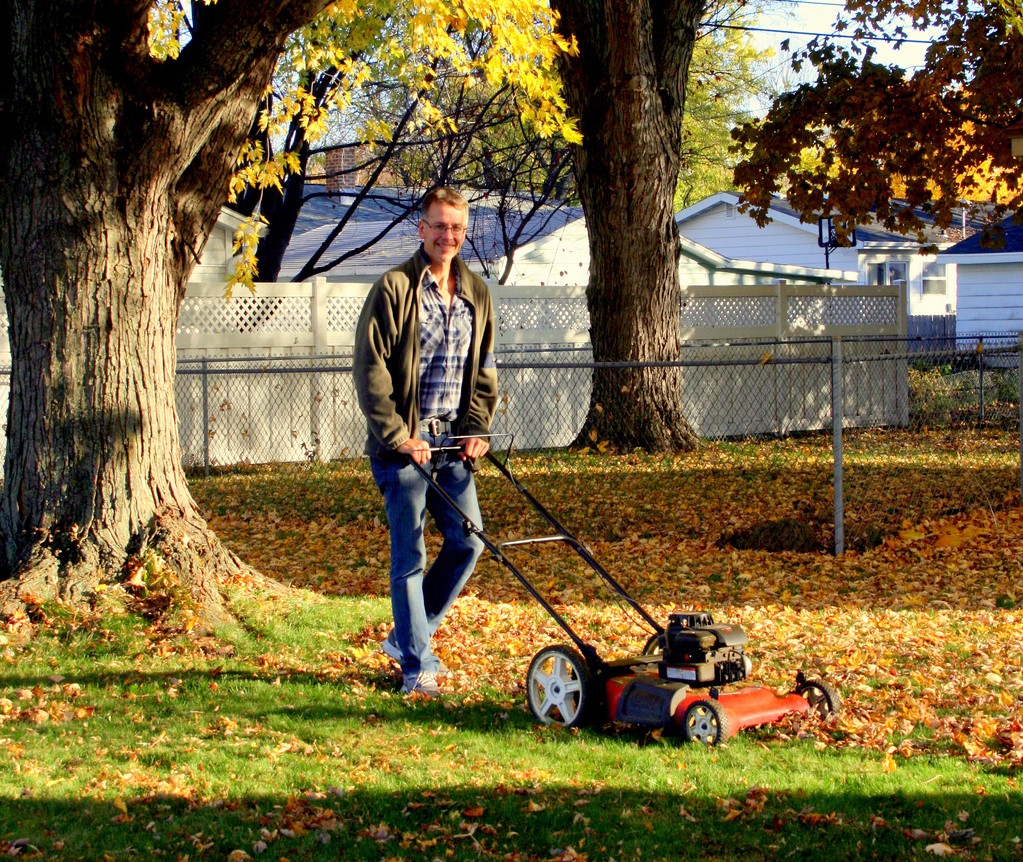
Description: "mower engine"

(659, 612), (752, 686)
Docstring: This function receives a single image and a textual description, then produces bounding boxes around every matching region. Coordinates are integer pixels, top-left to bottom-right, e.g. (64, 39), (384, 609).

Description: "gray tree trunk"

(0, 0), (329, 627)
(551, 0), (705, 452)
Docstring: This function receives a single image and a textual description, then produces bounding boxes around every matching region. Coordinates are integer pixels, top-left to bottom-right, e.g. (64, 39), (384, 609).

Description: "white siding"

(500, 221), (591, 286)
(679, 203), (839, 270)
(676, 199), (956, 317)
(955, 262), (1023, 335)
(504, 215), (846, 289)
(858, 249), (955, 315)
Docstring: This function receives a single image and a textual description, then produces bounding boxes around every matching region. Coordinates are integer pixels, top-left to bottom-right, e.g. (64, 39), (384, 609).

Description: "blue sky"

(754, 0), (938, 72)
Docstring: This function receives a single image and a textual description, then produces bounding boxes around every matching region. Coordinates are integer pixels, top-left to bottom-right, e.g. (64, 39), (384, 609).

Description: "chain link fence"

(172, 333), (1022, 556)
(0, 333), (1015, 556)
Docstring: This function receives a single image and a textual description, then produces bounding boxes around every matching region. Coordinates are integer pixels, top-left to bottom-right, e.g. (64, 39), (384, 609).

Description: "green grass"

(2, 589), (1021, 861)
(4, 434), (1022, 859)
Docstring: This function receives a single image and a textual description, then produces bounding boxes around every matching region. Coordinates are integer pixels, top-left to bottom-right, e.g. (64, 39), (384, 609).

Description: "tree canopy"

(226, 0), (772, 285)
(675, 0), (775, 209)
(731, 0), (1023, 247)
(224, 0), (579, 286)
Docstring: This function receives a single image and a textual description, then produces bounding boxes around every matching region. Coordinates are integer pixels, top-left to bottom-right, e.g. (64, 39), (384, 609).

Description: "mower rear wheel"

(642, 632), (664, 656)
(681, 698), (730, 746)
(526, 645), (594, 729)
(797, 678), (841, 718)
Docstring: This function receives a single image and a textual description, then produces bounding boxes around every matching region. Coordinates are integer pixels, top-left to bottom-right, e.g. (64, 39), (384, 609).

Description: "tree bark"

(0, 0), (330, 629)
(551, 0), (705, 452)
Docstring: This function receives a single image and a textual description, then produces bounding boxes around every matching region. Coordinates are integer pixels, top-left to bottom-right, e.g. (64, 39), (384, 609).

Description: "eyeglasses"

(423, 221), (467, 236)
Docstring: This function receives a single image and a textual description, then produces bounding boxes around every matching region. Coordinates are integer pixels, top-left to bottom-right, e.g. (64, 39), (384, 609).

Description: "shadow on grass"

(3, 654), (1021, 860)
(2, 778), (1021, 861)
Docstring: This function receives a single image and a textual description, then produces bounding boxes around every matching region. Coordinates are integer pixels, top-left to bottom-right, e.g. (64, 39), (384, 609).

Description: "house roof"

(941, 217), (1023, 253)
(675, 191), (986, 248)
(279, 192), (583, 280)
(940, 217), (1023, 264)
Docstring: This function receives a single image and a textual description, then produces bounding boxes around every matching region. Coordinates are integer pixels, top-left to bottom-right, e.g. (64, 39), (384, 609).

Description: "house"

(673, 192), (965, 319)
(496, 213), (856, 287)
(147, 198), (856, 302)
(276, 193), (585, 281)
(265, 192), (856, 288)
(940, 218), (1023, 336)
(188, 206), (256, 284)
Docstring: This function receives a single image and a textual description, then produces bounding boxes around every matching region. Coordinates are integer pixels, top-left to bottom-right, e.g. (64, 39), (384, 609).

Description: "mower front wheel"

(680, 698), (730, 746)
(526, 645), (595, 729)
(796, 678), (841, 718)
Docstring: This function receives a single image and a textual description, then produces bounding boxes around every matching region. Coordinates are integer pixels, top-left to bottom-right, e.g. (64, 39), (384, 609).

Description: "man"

(353, 187), (498, 697)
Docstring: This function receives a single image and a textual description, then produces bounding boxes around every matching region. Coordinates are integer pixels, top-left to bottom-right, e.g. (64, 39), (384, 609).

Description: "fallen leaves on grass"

(193, 438), (1023, 767)
(0, 681), (94, 728)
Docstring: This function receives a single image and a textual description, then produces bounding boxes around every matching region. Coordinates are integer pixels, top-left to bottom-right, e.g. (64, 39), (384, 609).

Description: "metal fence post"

(978, 336), (985, 425)
(201, 356), (210, 477)
(832, 336), (844, 556)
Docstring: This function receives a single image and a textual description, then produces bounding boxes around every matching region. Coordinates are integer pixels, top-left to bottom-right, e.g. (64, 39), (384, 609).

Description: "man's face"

(418, 202), (468, 267)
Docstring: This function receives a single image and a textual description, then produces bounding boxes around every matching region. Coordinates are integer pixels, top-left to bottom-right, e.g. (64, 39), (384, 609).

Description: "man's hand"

(460, 436), (490, 461)
(396, 437), (431, 465)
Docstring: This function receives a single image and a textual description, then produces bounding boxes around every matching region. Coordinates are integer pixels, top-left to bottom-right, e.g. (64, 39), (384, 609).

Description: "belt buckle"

(428, 417), (441, 438)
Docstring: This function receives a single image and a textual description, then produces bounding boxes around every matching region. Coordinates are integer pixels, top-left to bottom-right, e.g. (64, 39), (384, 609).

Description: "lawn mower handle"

(481, 450), (663, 636)
(406, 444), (663, 669)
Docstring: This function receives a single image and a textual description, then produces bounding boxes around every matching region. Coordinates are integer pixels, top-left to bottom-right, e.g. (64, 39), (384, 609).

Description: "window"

(922, 261), (947, 296)
(871, 261), (908, 286)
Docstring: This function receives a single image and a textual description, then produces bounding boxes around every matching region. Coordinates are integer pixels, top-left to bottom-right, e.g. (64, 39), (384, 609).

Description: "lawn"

(1, 434), (1021, 860)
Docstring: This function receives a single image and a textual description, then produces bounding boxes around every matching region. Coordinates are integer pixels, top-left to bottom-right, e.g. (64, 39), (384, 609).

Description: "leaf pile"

(194, 435), (1023, 766)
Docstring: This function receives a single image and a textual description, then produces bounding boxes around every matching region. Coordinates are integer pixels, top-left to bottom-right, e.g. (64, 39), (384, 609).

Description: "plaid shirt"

(419, 263), (473, 422)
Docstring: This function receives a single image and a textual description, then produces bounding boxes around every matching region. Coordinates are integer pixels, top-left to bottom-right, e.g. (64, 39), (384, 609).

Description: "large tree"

(0, 0), (574, 629)
(0, 0), (332, 628)
(550, 0), (707, 452)
(732, 0), (1023, 245)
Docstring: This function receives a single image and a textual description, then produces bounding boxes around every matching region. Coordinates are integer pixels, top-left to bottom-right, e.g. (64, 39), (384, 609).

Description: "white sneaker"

(381, 634), (452, 677)
(401, 671), (439, 697)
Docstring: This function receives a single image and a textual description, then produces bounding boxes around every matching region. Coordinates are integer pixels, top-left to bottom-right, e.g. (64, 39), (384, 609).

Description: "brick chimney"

(324, 148), (357, 193)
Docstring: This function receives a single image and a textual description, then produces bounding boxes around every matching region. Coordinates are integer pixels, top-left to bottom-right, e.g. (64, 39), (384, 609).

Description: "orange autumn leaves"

(195, 440), (1022, 765)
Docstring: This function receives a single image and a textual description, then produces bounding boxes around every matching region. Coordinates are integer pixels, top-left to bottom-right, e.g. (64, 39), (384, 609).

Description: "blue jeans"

(370, 448), (484, 676)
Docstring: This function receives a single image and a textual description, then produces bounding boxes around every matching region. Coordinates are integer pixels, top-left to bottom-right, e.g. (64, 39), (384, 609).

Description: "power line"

(719, 22), (936, 45)
(769, 0), (848, 6)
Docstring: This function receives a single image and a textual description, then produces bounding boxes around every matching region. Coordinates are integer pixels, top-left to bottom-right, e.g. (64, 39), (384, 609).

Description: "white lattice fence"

(679, 284), (904, 341)
(0, 281), (904, 359)
(176, 278), (374, 357)
(681, 294), (776, 329)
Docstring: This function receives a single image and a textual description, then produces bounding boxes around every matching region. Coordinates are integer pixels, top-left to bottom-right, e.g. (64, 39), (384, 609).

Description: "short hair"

(420, 187), (469, 219)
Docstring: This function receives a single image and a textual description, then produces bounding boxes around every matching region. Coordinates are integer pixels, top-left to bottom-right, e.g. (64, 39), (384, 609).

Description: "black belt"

(419, 417), (453, 437)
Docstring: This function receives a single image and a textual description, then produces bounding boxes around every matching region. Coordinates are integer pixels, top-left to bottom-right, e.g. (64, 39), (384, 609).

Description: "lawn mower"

(413, 438), (840, 746)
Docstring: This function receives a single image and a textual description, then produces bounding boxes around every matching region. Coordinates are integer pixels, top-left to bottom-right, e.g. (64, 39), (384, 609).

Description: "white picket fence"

(2, 280), (908, 465)
(174, 278), (903, 357)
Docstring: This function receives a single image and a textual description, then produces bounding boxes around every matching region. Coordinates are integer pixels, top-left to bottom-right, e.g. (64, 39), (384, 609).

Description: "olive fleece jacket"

(353, 250), (498, 458)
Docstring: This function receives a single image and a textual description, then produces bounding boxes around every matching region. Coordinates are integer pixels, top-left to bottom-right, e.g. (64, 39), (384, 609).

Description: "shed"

(940, 219), (1023, 336)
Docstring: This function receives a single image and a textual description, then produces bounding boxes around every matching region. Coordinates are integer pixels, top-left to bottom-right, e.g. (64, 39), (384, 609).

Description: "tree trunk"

(0, 0), (330, 631)
(551, 0), (705, 452)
